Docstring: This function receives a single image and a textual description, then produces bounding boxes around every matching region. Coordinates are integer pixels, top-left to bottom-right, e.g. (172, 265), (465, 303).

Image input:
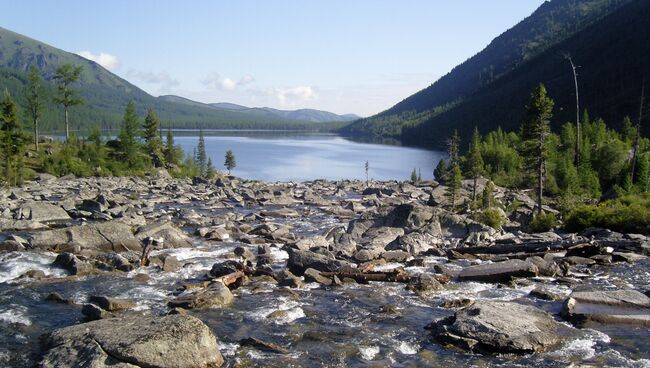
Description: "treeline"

(0, 63), (218, 184)
(436, 83), (650, 233)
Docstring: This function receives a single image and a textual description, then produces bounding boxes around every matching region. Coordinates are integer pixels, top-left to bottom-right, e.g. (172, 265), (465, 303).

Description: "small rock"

(88, 296), (135, 312)
(239, 337), (289, 354)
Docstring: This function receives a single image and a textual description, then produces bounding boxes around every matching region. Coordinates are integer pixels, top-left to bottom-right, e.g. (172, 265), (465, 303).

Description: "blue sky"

(2, 0), (544, 116)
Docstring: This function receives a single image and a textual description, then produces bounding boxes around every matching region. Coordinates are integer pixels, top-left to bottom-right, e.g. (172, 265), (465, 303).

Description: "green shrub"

(528, 212), (558, 233)
(475, 208), (506, 230)
(564, 194), (650, 233)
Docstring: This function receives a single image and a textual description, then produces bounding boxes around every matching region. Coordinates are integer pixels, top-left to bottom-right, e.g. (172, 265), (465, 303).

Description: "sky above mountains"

(2, 0), (544, 116)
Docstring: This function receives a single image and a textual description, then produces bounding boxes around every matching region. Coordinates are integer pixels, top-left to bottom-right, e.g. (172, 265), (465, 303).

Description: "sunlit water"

(173, 131), (444, 181)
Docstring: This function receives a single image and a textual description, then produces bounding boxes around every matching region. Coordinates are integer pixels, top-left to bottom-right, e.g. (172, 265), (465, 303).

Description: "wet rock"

(135, 221), (192, 248)
(458, 260), (538, 283)
(278, 270), (304, 288)
(526, 256), (561, 277)
(562, 290), (650, 326)
(15, 201), (70, 222)
(82, 303), (112, 320)
(45, 292), (73, 304)
(303, 268), (332, 286)
(240, 337), (289, 354)
(407, 273), (442, 295)
(168, 282), (234, 309)
(431, 301), (559, 354)
(530, 286), (562, 301)
(234, 246), (255, 261)
(381, 250), (410, 262)
(40, 314), (224, 368)
(19, 269), (46, 279)
(290, 236), (329, 251)
(52, 252), (93, 276)
(565, 243), (608, 258)
(32, 221), (141, 253)
(88, 296), (135, 312)
(440, 298), (475, 309)
(210, 260), (244, 278)
(562, 256), (596, 266)
(287, 248), (351, 276)
(612, 252), (647, 263)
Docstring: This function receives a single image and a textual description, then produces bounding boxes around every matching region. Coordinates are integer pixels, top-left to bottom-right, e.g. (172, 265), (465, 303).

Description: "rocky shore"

(0, 173), (649, 367)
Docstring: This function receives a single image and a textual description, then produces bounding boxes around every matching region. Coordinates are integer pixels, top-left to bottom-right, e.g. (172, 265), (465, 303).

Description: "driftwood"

(214, 271), (246, 287)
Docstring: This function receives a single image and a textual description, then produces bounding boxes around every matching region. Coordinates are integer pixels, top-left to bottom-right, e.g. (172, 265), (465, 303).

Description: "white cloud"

(202, 73), (256, 91)
(271, 86), (318, 106)
(76, 51), (120, 71)
(125, 69), (180, 93)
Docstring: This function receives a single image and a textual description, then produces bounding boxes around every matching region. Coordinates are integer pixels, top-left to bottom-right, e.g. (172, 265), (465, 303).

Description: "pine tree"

(434, 159), (448, 184)
(142, 108), (164, 167)
(410, 168), (418, 183)
(447, 130), (461, 166)
(118, 101), (142, 169)
(519, 83), (554, 215)
(466, 127), (485, 201)
(53, 63), (83, 141)
(196, 129), (208, 177)
(0, 91), (28, 185)
(224, 149), (236, 175)
(164, 127), (177, 166)
(481, 180), (495, 209)
(25, 65), (44, 151)
(206, 157), (217, 178)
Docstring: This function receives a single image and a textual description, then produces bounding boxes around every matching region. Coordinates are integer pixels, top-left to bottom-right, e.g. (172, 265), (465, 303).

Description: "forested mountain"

(0, 27), (352, 133)
(342, 0), (647, 147)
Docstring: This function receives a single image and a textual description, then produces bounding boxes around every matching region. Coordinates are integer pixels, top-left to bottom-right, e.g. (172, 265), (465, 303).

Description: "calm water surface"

(174, 131), (444, 182)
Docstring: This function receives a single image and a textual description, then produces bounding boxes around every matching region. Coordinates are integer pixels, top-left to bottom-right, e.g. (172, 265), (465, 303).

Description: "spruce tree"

(466, 127), (484, 201)
(446, 163), (462, 211)
(364, 160), (369, 187)
(25, 65), (44, 151)
(53, 63), (83, 141)
(410, 168), (418, 183)
(118, 101), (141, 169)
(196, 129), (208, 177)
(142, 108), (164, 167)
(0, 92), (28, 185)
(224, 149), (236, 175)
(434, 159), (448, 183)
(519, 84), (554, 215)
(164, 127), (177, 166)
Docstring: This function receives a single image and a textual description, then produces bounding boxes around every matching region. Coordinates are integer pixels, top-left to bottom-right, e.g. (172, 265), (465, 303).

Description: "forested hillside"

(342, 0), (644, 147)
(0, 27), (351, 133)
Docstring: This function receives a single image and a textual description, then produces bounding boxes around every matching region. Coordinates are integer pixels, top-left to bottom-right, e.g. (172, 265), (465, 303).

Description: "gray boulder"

(431, 301), (559, 354)
(168, 282), (234, 310)
(458, 260), (538, 283)
(287, 249), (351, 276)
(15, 201), (70, 222)
(135, 221), (192, 248)
(31, 221), (141, 253)
(53, 253), (93, 276)
(562, 290), (650, 326)
(39, 314), (224, 368)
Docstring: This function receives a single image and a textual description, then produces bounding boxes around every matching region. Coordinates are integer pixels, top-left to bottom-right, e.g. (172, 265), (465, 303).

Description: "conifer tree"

(434, 159), (448, 183)
(142, 108), (164, 167)
(53, 63), (83, 141)
(0, 92), (28, 185)
(224, 149), (236, 175)
(519, 84), (554, 215)
(196, 129), (208, 177)
(118, 101), (141, 169)
(364, 160), (369, 187)
(410, 168), (418, 183)
(25, 65), (44, 151)
(466, 127), (485, 201)
(446, 162), (462, 211)
(164, 127), (177, 166)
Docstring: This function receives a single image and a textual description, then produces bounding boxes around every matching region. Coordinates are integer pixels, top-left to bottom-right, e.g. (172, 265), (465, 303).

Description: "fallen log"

(214, 271), (245, 287)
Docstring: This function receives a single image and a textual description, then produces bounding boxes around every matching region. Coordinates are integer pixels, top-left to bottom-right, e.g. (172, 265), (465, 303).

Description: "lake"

(173, 131), (445, 182)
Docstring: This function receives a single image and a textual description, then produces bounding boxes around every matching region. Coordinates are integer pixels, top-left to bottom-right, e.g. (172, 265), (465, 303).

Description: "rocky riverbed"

(0, 173), (649, 367)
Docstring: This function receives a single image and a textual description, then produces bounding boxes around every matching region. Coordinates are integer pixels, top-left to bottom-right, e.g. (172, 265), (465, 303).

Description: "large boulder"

(168, 282), (234, 310)
(31, 221), (141, 253)
(287, 249), (351, 275)
(562, 290), (650, 326)
(431, 301), (559, 354)
(15, 201), (71, 222)
(135, 221), (192, 248)
(39, 314), (224, 368)
(458, 260), (538, 283)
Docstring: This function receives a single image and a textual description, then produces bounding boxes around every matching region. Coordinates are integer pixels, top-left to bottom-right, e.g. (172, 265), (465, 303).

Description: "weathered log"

(214, 271), (246, 287)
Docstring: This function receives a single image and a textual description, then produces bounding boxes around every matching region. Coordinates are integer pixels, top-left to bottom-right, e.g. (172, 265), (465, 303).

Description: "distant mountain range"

(160, 95), (359, 123)
(342, 0), (649, 148)
(0, 27), (356, 132)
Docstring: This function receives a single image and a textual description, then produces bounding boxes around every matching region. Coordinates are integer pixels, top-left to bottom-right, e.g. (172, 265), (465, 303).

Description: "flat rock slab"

(431, 300), (559, 354)
(16, 201), (71, 222)
(562, 290), (650, 326)
(458, 259), (538, 283)
(31, 221), (141, 253)
(40, 314), (224, 368)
